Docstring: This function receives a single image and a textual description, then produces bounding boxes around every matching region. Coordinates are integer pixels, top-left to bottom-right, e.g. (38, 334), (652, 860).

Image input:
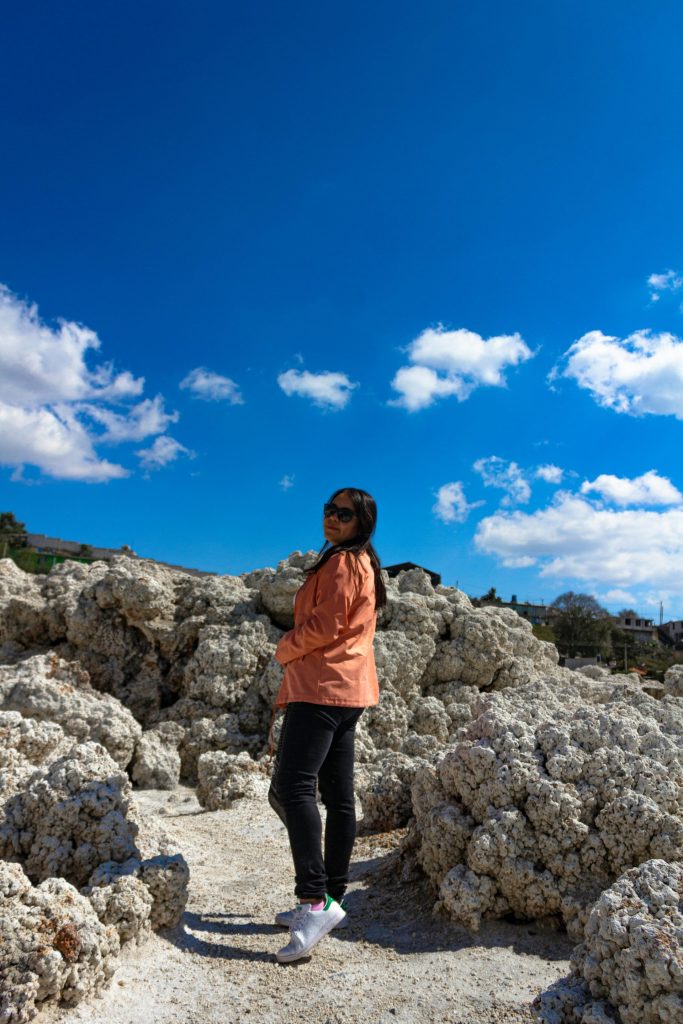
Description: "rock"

(181, 619), (280, 714)
(196, 750), (270, 810)
(423, 604), (560, 691)
(357, 752), (430, 830)
(536, 859), (683, 1024)
(0, 740), (141, 888)
(0, 860), (120, 1022)
(131, 723), (184, 790)
(247, 563), (303, 629)
(0, 709), (66, 766)
(373, 630), (432, 704)
(663, 664), (683, 698)
(364, 689), (411, 752)
(0, 555), (577, 787)
(410, 679), (683, 937)
(84, 874), (153, 944)
(87, 852), (189, 930)
(0, 652), (142, 769)
(0, 559), (48, 650)
(159, 707), (262, 782)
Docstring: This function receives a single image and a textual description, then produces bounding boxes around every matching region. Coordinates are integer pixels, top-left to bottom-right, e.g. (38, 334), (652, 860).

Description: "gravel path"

(42, 786), (573, 1024)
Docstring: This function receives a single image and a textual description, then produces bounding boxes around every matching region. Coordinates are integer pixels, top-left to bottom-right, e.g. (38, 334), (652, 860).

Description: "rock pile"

(1, 552), (682, 1023)
(0, 635), (190, 1021)
(537, 859), (683, 1024)
(410, 679), (683, 939)
(0, 553), (565, 805)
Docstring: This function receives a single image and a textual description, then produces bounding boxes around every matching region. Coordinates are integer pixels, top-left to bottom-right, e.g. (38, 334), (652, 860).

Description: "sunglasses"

(323, 502), (357, 523)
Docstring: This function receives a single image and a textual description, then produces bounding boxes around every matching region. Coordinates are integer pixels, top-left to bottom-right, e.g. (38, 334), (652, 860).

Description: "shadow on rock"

(343, 846), (574, 963)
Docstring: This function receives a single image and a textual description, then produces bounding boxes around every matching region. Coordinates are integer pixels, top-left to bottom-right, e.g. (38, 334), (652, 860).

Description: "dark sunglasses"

(323, 502), (357, 523)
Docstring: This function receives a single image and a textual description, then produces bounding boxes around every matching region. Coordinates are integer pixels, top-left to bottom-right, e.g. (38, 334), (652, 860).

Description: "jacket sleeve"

(274, 552), (358, 665)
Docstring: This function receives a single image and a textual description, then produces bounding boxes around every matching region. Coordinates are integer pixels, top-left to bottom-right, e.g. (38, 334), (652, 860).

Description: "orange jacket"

(274, 549), (379, 708)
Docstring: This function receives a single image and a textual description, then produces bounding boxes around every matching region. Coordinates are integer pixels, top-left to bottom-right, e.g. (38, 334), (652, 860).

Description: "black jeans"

(268, 702), (364, 902)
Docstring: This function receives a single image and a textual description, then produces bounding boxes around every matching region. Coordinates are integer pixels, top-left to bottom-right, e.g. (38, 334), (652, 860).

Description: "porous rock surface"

(86, 849), (189, 931)
(663, 664), (683, 698)
(6, 552), (682, 1022)
(0, 720), (189, 927)
(409, 679), (683, 939)
(536, 859), (683, 1024)
(195, 750), (270, 810)
(0, 553), (564, 795)
(0, 860), (120, 1023)
(130, 722), (184, 790)
(356, 751), (431, 831)
(0, 652), (141, 770)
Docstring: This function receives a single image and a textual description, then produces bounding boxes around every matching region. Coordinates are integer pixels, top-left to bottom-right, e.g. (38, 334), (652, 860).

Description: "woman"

(269, 486), (386, 963)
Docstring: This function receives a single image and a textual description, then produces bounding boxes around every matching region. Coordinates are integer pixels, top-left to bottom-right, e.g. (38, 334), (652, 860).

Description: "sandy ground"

(42, 786), (573, 1024)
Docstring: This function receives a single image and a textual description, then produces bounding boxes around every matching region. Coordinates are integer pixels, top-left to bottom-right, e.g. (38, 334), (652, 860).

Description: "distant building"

(26, 533), (134, 561)
(384, 562), (442, 587)
(25, 534), (215, 578)
(499, 595), (558, 626)
(661, 620), (683, 647)
(613, 614), (659, 645)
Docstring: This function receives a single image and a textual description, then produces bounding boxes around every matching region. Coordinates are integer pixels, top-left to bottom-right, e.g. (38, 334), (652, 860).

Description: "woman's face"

(323, 490), (358, 546)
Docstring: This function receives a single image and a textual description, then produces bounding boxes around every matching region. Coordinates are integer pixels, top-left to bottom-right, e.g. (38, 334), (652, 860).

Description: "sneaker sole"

(275, 908), (346, 963)
(275, 912), (349, 929)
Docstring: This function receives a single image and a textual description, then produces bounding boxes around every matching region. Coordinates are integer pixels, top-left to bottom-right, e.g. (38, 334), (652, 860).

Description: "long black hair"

(306, 486), (387, 610)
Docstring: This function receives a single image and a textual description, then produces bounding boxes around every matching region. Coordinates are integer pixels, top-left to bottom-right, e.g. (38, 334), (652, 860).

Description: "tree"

(0, 512), (27, 556)
(532, 623), (556, 644)
(550, 591), (612, 659)
(473, 586), (503, 607)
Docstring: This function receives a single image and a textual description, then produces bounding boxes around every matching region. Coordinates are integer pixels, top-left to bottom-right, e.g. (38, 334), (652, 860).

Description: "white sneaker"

(275, 896), (346, 963)
(275, 897), (349, 929)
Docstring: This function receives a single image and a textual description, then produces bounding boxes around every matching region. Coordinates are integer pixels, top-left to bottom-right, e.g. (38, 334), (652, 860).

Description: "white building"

(661, 620), (683, 646)
(613, 614), (659, 645)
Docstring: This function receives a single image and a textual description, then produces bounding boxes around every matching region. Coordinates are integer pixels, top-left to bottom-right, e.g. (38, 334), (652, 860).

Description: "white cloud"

(535, 464), (564, 484)
(180, 367), (244, 404)
(581, 470), (683, 507)
(0, 400), (129, 482)
(432, 481), (483, 524)
(600, 588), (638, 607)
(388, 366), (466, 412)
(280, 474), (295, 490)
(78, 396), (178, 443)
(277, 369), (357, 410)
(475, 491), (683, 594)
(551, 329), (683, 419)
(0, 284), (183, 482)
(648, 269), (682, 302)
(136, 435), (192, 470)
(473, 456), (531, 506)
(389, 326), (533, 411)
(0, 284), (143, 407)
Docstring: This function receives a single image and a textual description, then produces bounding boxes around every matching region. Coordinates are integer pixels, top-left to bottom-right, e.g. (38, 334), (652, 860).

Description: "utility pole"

(624, 645), (628, 672)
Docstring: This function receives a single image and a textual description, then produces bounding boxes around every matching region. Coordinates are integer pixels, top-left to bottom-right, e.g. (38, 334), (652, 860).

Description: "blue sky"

(2, 1), (683, 618)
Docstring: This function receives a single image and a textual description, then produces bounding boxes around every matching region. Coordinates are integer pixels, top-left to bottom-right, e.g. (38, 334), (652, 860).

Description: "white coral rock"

(0, 861), (120, 1023)
(0, 740), (139, 887)
(131, 722), (184, 789)
(536, 859), (683, 1024)
(0, 653), (141, 769)
(196, 750), (269, 810)
(411, 680), (683, 936)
